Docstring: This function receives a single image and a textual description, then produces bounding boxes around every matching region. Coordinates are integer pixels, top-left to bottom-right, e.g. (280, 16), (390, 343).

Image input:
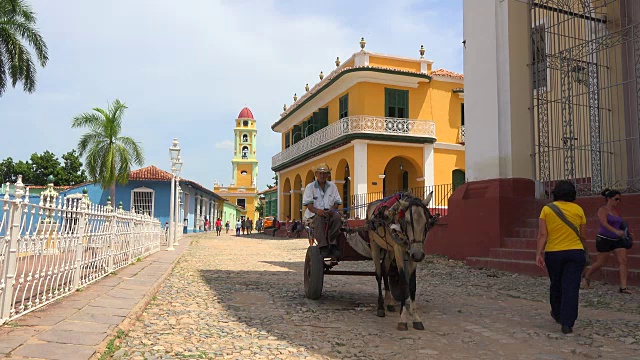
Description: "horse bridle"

(389, 198), (434, 248)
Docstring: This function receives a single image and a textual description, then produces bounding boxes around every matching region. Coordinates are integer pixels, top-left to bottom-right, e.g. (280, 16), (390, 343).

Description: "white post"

(0, 177), (24, 323)
(173, 178), (181, 246)
(353, 140), (368, 219)
(167, 172), (176, 251)
(107, 197), (115, 272)
(72, 197), (88, 290)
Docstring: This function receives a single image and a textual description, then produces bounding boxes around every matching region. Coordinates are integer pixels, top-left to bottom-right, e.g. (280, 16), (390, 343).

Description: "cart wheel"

(304, 246), (324, 300)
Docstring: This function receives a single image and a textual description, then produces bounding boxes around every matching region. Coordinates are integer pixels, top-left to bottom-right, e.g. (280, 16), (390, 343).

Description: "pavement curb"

(90, 239), (192, 359)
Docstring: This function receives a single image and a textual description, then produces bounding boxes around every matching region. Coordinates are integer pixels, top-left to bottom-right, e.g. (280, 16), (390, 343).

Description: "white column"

(173, 176), (182, 247)
(463, 0), (532, 181)
(167, 174), (176, 251)
(423, 143), (435, 186)
(353, 140), (368, 219)
(276, 171), (282, 219)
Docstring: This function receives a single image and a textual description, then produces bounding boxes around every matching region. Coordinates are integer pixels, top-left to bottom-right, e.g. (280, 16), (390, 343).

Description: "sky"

(0, 0), (463, 191)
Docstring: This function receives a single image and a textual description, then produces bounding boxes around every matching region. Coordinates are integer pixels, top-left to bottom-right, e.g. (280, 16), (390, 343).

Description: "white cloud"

(215, 140), (234, 150)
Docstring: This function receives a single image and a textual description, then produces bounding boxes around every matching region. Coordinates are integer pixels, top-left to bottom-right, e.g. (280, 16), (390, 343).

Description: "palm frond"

(71, 111), (104, 130)
(0, 46), (6, 95)
(117, 136), (145, 166)
(1, 17), (48, 66)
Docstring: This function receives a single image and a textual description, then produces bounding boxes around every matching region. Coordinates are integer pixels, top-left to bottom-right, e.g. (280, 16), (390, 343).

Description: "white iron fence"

(0, 177), (163, 324)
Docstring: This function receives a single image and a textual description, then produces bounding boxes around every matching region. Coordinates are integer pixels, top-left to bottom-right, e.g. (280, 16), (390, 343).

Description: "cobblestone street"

(115, 232), (640, 360)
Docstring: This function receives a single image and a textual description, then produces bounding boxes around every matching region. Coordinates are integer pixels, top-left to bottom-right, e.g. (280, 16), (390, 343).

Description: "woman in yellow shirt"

(536, 180), (587, 334)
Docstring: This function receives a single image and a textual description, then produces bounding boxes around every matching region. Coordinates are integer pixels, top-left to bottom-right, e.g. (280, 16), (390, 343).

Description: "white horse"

(367, 192), (434, 331)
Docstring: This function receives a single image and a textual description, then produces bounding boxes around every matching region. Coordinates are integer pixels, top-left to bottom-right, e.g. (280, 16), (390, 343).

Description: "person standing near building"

(236, 219), (242, 236)
(582, 189), (634, 294)
(225, 220), (230, 234)
(215, 218), (222, 236)
(303, 163), (342, 258)
(536, 180), (587, 334)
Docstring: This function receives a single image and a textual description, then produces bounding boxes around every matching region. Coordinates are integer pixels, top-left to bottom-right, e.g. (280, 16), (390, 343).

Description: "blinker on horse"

(366, 192), (436, 331)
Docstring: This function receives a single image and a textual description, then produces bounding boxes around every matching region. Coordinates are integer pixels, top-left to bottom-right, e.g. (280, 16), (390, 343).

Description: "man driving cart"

(303, 163), (343, 258)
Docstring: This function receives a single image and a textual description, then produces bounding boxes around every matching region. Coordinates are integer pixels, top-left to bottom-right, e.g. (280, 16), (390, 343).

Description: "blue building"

(59, 165), (224, 233)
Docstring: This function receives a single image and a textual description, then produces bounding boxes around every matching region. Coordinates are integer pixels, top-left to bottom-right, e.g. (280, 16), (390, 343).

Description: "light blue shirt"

(302, 180), (342, 219)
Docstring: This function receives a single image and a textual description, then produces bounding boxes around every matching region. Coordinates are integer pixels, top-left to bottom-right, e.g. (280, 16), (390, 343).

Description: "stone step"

(488, 248), (640, 268)
(465, 257), (640, 286)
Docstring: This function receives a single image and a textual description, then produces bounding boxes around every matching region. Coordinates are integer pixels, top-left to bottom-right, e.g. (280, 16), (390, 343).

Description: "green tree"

(255, 201), (265, 218)
(56, 150), (87, 185)
(0, 157), (15, 183)
(13, 159), (33, 184)
(0, 0), (49, 96)
(30, 150), (60, 185)
(72, 99), (145, 202)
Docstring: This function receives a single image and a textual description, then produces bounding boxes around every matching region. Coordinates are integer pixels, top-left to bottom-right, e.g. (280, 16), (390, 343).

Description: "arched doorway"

(282, 178), (291, 219)
(305, 170), (315, 187)
(452, 169), (466, 190)
(335, 159), (351, 217)
(383, 156), (419, 196)
(293, 174), (303, 220)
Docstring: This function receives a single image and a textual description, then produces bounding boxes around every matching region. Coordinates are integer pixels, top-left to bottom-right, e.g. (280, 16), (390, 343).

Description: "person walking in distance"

(215, 218), (222, 236)
(225, 221), (230, 234)
(536, 180), (588, 334)
(303, 163), (343, 258)
(236, 219), (242, 236)
(582, 189), (634, 293)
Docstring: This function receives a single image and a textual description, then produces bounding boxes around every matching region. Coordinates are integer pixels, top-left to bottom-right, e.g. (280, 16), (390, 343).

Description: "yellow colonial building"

(214, 107), (259, 221)
(271, 39), (465, 220)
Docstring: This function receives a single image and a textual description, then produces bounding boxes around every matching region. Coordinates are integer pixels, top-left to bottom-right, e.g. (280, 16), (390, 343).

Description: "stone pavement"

(0, 237), (192, 360)
(114, 231), (640, 360)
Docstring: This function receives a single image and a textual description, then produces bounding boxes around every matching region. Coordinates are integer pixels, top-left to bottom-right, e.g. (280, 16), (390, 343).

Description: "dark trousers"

(544, 249), (586, 328)
(313, 212), (342, 247)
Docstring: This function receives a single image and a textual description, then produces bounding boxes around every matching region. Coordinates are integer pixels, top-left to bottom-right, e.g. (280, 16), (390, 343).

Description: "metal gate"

(531, 0), (640, 197)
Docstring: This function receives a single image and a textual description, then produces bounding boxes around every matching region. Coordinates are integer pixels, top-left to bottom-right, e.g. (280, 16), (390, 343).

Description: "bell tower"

(231, 107), (258, 188)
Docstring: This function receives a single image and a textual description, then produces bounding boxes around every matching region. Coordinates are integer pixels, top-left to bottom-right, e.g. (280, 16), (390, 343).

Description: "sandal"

(619, 288), (634, 294)
(581, 277), (591, 289)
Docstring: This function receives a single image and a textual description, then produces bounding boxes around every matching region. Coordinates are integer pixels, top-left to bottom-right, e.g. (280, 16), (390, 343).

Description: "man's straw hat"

(312, 163), (332, 173)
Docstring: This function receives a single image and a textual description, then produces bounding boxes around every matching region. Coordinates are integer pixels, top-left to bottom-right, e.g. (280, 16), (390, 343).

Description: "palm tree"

(0, 0), (48, 96)
(72, 99), (145, 203)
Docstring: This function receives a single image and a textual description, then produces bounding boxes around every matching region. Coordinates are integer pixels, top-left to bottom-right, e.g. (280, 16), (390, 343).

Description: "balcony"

(272, 116), (436, 170)
(459, 125), (465, 144)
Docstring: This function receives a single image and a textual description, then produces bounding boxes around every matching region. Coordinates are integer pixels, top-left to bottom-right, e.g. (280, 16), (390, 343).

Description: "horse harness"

(367, 194), (434, 248)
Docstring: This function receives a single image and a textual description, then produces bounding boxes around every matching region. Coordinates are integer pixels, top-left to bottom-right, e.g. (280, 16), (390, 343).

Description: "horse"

(367, 191), (435, 331)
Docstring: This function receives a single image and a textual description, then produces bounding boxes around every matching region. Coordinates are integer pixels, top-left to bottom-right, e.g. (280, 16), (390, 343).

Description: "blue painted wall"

(56, 180), (219, 233)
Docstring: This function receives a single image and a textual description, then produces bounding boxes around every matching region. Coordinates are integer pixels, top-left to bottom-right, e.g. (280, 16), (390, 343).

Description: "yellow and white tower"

(214, 107), (259, 221)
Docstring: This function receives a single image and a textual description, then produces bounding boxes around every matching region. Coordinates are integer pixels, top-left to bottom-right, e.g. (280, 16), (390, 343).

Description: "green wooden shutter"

(306, 116), (314, 136)
(339, 94), (348, 118)
(461, 103), (465, 126)
(318, 107), (328, 128)
(385, 88), (394, 117)
(285, 132), (290, 148)
(292, 124), (301, 144)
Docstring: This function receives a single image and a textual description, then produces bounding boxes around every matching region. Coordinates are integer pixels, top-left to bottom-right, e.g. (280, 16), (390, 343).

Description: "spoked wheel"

(304, 246), (324, 299)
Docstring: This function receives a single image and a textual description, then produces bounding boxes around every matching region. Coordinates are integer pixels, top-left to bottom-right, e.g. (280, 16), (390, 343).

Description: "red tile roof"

(129, 165), (173, 181)
(431, 68), (464, 80)
(258, 186), (277, 195)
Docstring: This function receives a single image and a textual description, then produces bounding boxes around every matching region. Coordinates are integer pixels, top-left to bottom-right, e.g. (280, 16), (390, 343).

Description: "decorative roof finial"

(335, 57), (340, 67)
(283, 104), (287, 111)
(319, 71), (324, 80)
(419, 45), (425, 59)
(305, 83), (309, 92)
(293, 93), (298, 102)
(360, 37), (366, 51)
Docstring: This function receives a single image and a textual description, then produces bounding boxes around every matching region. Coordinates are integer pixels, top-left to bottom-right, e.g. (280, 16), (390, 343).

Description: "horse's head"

(388, 192), (434, 262)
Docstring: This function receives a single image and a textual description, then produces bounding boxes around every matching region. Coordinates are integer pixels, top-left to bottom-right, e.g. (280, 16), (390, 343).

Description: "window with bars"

(131, 188), (154, 216)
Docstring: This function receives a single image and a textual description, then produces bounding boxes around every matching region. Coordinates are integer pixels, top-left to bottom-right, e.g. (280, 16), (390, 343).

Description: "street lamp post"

(176, 186), (183, 244)
(173, 157), (182, 246)
(167, 138), (181, 251)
